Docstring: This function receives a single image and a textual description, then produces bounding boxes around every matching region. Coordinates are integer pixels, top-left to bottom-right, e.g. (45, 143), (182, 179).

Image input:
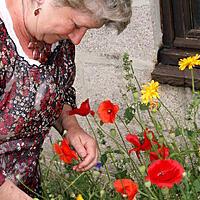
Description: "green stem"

(139, 190), (153, 198)
(136, 103), (146, 129)
(117, 115), (131, 133)
(158, 110), (169, 132)
(54, 172), (86, 199)
(114, 122), (129, 152)
(191, 69), (195, 93)
(17, 178), (45, 199)
(44, 154), (57, 183)
(40, 162), (87, 198)
(159, 99), (180, 128)
(86, 116), (116, 185)
(93, 118), (144, 181)
(134, 115), (146, 130)
(86, 116), (101, 154)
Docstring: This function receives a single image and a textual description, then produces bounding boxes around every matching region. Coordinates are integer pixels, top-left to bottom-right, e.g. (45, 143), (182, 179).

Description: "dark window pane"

(192, 0), (200, 28)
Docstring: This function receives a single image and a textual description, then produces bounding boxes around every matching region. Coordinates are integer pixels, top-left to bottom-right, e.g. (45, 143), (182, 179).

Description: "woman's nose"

(68, 27), (87, 45)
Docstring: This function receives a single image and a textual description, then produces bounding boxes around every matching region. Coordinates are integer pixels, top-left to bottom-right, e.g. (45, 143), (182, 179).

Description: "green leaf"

(100, 154), (108, 166)
(175, 128), (182, 136)
(114, 170), (127, 179)
(152, 120), (163, 133)
(193, 178), (200, 192)
(110, 128), (117, 137)
(184, 129), (196, 137)
(124, 106), (135, 124)
(140, 103), (149, 111)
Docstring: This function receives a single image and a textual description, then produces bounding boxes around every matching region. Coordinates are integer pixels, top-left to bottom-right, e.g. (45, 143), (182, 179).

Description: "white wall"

(75, 0), (161, 107)
(74, 0), (194, 128)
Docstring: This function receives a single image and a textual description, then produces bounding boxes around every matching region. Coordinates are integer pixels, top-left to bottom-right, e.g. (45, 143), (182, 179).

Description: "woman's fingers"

(76, 148), (98, 171)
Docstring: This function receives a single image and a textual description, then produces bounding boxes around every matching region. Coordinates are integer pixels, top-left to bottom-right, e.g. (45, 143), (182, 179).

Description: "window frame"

(152, 0), (200, 88)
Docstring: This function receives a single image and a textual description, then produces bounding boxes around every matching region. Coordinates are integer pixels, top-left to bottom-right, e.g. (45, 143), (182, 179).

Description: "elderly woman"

(0, 0), (132, 199)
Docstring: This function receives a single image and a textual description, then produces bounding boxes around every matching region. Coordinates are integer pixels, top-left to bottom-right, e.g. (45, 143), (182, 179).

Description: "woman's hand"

(66, 126), (98, 172)
(0, 179), (33, 200)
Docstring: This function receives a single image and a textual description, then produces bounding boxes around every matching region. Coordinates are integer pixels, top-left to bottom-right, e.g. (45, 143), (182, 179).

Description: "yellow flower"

(178, 54), (200, 70)
(76, 194), (84, 200)
(141, 80), (160, 105)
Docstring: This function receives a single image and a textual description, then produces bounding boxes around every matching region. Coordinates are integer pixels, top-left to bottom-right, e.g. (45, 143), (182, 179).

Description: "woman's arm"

(0, 179), (33, 200)
(59, 104), (98, 172)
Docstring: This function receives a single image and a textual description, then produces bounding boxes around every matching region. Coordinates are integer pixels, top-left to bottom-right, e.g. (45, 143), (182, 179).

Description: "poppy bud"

(145, 181), (151, 188)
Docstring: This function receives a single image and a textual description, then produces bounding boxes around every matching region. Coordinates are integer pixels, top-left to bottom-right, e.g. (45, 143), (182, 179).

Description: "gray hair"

(55, 0), (132, 33)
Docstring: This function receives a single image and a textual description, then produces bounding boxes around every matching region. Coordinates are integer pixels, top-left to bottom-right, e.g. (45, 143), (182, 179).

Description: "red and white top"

(0, 0), (76, 196)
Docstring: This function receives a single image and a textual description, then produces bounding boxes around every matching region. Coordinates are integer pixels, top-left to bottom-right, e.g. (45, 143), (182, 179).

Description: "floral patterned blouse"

(0, 1), (76, 197)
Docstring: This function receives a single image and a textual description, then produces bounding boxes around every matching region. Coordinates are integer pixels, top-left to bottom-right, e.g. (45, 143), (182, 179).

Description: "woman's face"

(33, 2), (103, 45)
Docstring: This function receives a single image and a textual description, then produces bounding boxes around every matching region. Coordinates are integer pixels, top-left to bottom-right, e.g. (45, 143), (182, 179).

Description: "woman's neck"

(5, 0), (35, 58)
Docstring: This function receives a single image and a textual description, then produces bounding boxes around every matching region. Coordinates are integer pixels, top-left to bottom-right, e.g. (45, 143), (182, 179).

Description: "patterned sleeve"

(0, 45), (15, 98)
(60, 40), (77, 109)
(0, 170), (5, 186)
(0, 64), (6, 97)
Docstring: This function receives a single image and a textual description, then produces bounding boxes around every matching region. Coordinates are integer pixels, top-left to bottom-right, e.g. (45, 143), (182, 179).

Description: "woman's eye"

(74, 24), (80, 29)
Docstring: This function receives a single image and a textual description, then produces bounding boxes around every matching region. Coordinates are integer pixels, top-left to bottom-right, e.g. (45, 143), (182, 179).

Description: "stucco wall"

(74, 0), (194, 126)
(75, 0), (160, 103)
(45, 0), (194, 152)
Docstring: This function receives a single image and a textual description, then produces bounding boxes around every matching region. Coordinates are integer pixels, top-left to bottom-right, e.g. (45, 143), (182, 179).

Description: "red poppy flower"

(126, 128), (157, 158)
(114, 179), (138, 200)
(146, 159), (184, 188)
(69, 99), (95, 116)
(150, 146), (169, 162)
(53, 138), (78, 164)
(97, 100), (119, 123)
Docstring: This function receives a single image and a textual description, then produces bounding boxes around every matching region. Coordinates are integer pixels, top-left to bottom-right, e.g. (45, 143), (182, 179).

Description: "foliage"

(35, 53), (200, 200)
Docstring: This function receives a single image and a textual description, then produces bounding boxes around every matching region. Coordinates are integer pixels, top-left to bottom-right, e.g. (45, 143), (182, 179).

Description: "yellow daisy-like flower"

(76, 194), (84, 200)
(141, 80), (160, 105)
(178, 54), (200, 71)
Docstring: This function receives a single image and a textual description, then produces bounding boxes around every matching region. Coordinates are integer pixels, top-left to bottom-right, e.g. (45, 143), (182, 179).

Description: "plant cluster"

(34, 54), (200, 200)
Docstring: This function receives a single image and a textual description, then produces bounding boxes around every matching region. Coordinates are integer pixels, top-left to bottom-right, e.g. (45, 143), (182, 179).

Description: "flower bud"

(198, 147), (200, 157)
(110, 129), (117, 137)
(93, 170), (100, 177)
(145, 181), (151, 188)
(147, 133), (153, 140)
(161, 187), (169, 196)
(182, 172), (187, 177)
(170, 132), (176, 139)
(100, 189), (105, 197)
(139, 165), (146, 174)
(122, 194), (128, 198)
(158, 137), (164, 144)
(70, 192), (76, 198)
(151, 108), (158, 113)
(133, 91), (139, 101)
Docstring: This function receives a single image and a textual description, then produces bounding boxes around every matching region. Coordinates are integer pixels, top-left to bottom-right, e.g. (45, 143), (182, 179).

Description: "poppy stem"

(114, 122), (129, 152)
(40, 162), (87, 199)
(158, 99), (180, 128)
(138, 189), (154, 199)
(85, 116), (112, 184)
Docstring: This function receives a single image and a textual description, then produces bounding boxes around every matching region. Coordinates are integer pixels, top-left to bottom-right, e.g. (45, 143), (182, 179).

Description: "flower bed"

(35, 54), (200, 200)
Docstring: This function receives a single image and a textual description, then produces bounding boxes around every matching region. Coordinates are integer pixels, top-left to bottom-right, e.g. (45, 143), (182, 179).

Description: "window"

(152, 0), (200, 88)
